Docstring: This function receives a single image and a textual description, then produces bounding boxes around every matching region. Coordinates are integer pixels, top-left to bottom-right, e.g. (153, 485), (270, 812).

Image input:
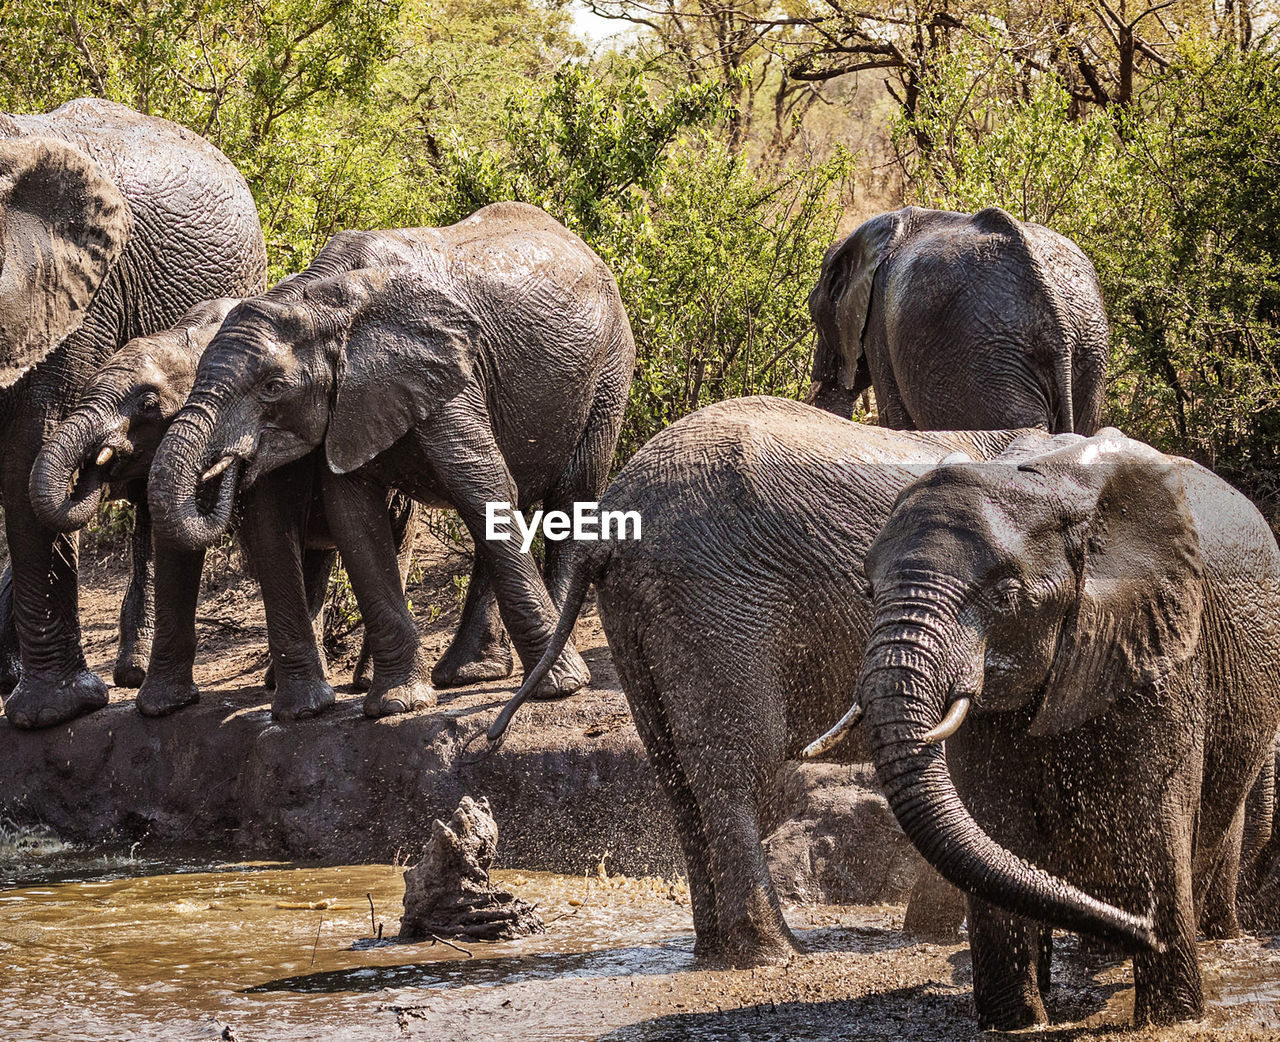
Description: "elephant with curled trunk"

(29, 300), (415, 719)
(808, 205), (1109, 433)
(149, 202), (636, 718)
(0, 99), (265, 729)
(488, 398), (1158, 972)
(807, 429), (1280, 1028)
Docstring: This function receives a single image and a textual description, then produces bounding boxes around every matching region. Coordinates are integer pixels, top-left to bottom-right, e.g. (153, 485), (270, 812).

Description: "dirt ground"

(7, 517), (1280, 1040)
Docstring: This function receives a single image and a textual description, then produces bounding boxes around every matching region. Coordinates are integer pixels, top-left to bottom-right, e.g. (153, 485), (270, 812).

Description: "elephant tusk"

(201, 455), (235, 483)
(923, 697), (971, 744)
(95, 446), (114, 466)
(802, 702), (864, 759)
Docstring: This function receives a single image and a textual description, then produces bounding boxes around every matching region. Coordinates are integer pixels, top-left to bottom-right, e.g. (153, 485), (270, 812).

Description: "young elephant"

(29, 300), (416, 719)
(148, 202), (636, 717)
(810, 429), (1280, 1028)
(808, 205), (1109, 433)
(489, 398), (1156, 969)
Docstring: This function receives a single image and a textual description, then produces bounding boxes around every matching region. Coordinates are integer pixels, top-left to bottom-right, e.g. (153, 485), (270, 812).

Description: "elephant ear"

(808, 209), (908, 397)
(1029, 452), (1204, 737)
(324, 270), (481, 475)
(0, 136), (131, 384)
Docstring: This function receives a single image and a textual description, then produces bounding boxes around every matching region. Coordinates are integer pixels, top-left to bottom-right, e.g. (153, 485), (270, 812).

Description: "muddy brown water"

(2, 834), (1279, 1042)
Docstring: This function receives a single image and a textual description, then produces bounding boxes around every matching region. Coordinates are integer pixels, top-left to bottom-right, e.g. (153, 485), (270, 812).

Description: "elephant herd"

(2, 98), (1278, 1032)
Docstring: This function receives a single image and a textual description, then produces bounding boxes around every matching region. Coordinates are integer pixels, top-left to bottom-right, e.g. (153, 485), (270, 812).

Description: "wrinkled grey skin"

(29, 300), (415, 719)
(489, 398), (1157, 973)
(808, 206), (1108, 434)
(0, 99), (265, 729)
(149, 203), (636, 718)
(832, 429), (1280, 1029)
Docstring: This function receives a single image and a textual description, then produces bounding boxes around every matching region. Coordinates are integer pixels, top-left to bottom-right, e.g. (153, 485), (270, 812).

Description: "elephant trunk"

(858, 613), (1159, 953)
(29, 408), (111, 532)
(148, 391), (240, 551)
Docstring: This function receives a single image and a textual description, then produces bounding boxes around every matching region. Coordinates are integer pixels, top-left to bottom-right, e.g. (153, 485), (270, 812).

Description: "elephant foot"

(272, 675), (335, 721)
(136, 677), (200, 717)
(976, 998), (1049, 1032)
(113, 654), (149, 689)
(431, 642), (515, 688)
(527, 644), (590, 701)
(705, 930), (799, 970)
(4, 669), (109, 729)
(363, 677), (435, 718)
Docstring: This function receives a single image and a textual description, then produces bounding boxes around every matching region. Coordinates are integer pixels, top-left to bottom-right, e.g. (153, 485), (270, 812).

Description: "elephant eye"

(260, 375), (289, 400)
(138, 392), (160, 413)
(989, 577), (1023, 612)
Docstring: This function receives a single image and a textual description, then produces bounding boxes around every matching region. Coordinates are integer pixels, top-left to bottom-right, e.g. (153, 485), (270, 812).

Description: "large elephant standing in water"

(488, 398), (1155, 968)
(0, 99), (265, 729)
(148, 203), (636, 718)
(815, 430), (1280, 1028)
(808, 205), (1109, 434)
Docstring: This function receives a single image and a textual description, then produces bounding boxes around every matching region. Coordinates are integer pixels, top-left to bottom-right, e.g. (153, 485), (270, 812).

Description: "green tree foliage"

(0, 0), (581, 278)
(895, 33), (1280, 498)
(437, 64), (852, 458)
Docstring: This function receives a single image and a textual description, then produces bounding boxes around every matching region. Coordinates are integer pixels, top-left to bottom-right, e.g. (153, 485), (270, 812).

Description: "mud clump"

(399, 796), (544, 942)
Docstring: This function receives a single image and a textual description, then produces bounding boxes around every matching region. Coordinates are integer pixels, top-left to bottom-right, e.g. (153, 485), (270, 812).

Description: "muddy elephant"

(807, 429), (1280, 1028)
(808, 206), (1108, 434)
(0, 98), (266, 729)
(148, 202), (636, 718)
(28, 299), (415, 719)
(488, 398), (1155, 970)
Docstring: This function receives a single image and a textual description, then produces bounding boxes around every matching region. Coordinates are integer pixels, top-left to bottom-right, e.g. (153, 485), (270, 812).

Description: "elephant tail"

(487, 547), (605, 742)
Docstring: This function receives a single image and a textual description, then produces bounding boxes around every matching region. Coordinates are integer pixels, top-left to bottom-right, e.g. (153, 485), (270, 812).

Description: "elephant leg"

(0, 566), (20, 695)
(135, 540), (205, 717)
(1200, 802), (1244, 940)
(902, 862), (967, 940)
(675, 667), (795, 967)
(421, 401), (587, 699)
(1239, 745), (1276, 920)
(241, 466), (334, 721)
(612, 630), (722, 960)
(297, 546), (336, 678)
(1, 457), (107, 729)
(696, 781), (796, 966)
(322, 469), (433, 718)
(431, 553), (513, 688)
(967, 896), (1049, 1030)
(113, 499), (155, 689)
(354, 494), (419, 691)
(1130, 813), (1202, 1025)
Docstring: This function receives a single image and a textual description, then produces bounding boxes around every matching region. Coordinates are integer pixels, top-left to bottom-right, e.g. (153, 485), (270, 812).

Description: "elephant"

(804, 428), (1280, 1027)
(0, 98), (266, 729)
(148, 202), (636, 718)
(487, 397), (1157, 972)
(28, 299), (415, 719)
(807, 205), (1109, 434)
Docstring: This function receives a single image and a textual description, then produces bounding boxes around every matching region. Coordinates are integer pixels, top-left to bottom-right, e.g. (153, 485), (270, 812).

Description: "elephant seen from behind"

(808, 205), (1109, 434)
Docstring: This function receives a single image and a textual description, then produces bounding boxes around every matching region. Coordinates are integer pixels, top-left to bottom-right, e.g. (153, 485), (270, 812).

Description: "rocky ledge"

(0, 642), (924, 905)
